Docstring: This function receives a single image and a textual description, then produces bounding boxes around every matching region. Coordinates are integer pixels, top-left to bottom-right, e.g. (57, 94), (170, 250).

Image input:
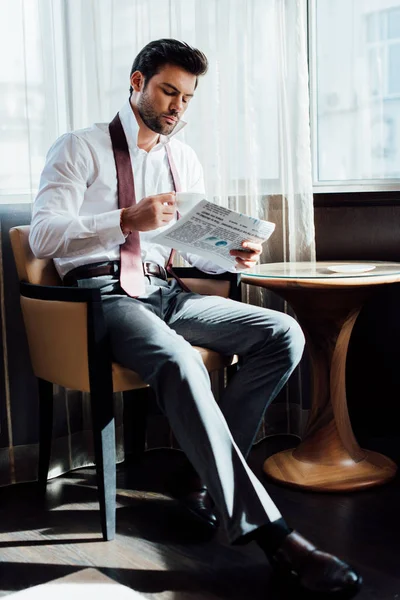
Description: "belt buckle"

(143, 261), (153, 277)
(144, 262), (167, 280)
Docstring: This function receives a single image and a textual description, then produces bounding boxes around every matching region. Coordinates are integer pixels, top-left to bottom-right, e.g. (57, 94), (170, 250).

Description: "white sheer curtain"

(0, 0), (315, 262)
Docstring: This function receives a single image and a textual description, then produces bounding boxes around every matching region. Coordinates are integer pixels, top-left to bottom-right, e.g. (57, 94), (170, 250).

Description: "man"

(30, 39), (361, 597)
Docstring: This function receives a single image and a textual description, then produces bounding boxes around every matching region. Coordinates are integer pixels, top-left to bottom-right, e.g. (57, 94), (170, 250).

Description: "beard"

(137, 89), (178, 135)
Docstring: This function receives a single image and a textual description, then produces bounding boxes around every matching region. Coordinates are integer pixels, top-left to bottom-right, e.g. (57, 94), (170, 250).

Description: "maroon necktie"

(109, 112), (189, 296)
(109, 113), (145, 296)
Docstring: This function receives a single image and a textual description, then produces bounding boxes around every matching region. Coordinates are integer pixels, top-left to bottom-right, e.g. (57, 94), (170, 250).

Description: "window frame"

(308, 0), (400, 194)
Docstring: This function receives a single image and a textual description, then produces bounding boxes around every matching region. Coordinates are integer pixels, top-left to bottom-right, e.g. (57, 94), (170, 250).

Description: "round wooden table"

(242, 261), (400, 492)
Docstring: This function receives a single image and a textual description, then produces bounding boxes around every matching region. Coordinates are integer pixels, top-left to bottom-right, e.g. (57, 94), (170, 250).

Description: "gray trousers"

(100, 276), (305, 543)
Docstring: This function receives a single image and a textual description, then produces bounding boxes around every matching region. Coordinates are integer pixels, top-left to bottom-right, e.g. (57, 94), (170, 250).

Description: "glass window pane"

(387, 7), (400, 39)
(366, 11), (385, 42)
(313, 0), (400, 183)
(388, 43), (400, 94)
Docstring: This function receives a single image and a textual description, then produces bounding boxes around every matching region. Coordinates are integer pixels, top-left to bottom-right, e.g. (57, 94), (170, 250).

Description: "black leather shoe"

(271, 531), (361, 598)
(166, 470), (220, 531)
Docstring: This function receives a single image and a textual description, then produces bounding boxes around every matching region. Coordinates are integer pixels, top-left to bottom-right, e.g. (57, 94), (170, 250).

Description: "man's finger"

(241, 241), (262, 253)
(230, 249), (257, 258)
(236, 260), (258, 269)
(236, 257), (258, 265)
(161, 205), (176, 214)
(159, 193), (176, 205)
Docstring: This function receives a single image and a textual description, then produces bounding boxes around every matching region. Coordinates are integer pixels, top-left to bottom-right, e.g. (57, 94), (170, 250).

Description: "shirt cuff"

(95, 209), (126, 250)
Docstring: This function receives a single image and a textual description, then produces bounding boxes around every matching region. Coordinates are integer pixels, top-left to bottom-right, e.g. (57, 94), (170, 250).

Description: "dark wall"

(314, 194), (400, 460)
(0, 205), (39, 450)
(314, 198), (400, 263)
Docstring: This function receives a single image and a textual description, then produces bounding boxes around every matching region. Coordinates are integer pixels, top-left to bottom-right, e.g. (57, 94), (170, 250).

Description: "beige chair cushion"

(112, 349), (238, 393)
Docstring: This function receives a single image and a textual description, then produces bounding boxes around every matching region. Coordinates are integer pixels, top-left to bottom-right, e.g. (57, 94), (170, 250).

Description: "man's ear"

(130, 71), (145, 93)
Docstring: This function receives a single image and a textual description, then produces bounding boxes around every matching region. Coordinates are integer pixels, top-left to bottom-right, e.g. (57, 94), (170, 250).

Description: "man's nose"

(170, 96), (184, 113)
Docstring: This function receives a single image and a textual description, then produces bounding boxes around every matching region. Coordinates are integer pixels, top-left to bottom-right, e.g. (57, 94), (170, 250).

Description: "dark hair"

(129, 38), (208, 95)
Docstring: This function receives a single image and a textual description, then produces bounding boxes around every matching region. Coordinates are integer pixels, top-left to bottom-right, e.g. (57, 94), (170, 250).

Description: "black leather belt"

(63, 260), (168, 286)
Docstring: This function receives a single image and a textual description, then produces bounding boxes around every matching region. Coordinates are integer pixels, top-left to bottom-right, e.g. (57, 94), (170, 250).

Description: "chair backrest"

(9, 226), (237, 298)
(9, 226), (61, 286)
(9, 225), (92, 390)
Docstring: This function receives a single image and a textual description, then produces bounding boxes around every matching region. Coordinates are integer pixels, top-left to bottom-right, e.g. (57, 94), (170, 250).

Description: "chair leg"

(37, 378), (53, 494)
(123, 388), (148, 463)
(90, 388), (116, 541)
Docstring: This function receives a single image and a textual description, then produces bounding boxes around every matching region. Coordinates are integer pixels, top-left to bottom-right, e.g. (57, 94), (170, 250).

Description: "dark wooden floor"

(0, 435), (399, 599)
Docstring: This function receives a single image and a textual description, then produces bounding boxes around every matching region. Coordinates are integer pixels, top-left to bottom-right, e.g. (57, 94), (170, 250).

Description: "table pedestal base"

(264, 448), (397, 491)
(243, 267), (400, 492)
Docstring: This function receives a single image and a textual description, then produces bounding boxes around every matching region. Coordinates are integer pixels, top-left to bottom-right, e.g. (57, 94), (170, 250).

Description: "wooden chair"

(9, 225), (240, 541)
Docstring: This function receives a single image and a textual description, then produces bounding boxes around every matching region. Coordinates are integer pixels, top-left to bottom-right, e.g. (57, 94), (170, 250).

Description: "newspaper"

(153, 199), (275, 270)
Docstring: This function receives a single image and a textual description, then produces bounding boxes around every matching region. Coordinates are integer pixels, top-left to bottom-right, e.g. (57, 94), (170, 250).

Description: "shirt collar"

(118, 99), (187, 151)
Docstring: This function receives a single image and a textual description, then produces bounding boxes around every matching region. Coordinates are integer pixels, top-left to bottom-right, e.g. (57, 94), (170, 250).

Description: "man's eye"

(163, 90), (175, 96)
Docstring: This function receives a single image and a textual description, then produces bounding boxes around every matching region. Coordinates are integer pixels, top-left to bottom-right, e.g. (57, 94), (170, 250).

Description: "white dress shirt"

(30, 100), (227, 278)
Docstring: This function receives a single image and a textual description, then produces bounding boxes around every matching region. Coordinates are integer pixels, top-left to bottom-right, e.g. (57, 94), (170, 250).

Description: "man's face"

(132, 64), (196, 135)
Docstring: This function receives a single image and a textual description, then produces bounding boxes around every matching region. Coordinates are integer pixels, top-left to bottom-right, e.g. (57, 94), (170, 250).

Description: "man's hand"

(121, 192), (176, 233)
(230, 241), (262, 270)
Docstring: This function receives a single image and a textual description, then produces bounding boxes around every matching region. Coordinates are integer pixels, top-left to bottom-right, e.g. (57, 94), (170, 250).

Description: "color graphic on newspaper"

(153, 199), (275, 270)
